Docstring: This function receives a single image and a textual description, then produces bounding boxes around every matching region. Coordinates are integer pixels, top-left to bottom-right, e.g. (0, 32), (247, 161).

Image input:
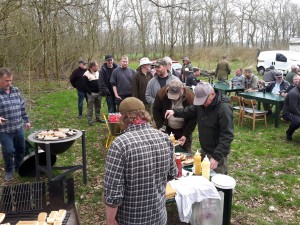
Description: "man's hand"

(115, 95), (122, 100)
(0, 117), (7, 125)
(25, 122), (31, 131)
(210, 158), (219, 170)
(165, 110), (175, 119)
(178, 136), (186, 146)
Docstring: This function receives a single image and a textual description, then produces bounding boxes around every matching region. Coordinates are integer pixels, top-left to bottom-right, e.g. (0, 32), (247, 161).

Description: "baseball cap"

(78, 60), (87, 64)
(194, 82), (213, 105)
(138, 57), (152, 67)
(152, 59), (167, 67)
(119, 97), (145, 114)
(105, 55), (113, 61)
(167, 80), (183, 100)
(275, 71), (283, 77)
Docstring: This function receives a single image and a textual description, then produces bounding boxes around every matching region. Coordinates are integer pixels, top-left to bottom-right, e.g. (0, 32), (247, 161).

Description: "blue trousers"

(0, 127), (25, 173)
(78, 91), (87, 116)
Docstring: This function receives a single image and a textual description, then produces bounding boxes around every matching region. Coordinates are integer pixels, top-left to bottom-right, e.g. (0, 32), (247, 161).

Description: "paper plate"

(211, 174), (236, 189)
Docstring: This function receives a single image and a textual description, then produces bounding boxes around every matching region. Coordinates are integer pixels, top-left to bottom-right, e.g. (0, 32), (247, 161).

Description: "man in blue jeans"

(70, 60), (88, 118)
(0, 68), (31, 181)
(282, 81), (300, 141)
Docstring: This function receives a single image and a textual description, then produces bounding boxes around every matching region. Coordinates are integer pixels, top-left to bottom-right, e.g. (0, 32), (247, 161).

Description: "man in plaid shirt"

(0, 68), (31, 181)
(104, 97), (177, 225)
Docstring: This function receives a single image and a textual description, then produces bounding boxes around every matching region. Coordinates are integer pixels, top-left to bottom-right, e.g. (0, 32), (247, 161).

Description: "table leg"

(81, 130), (87, 184)
(274, 103), (280, 128)
(45, 143), (52, 181)
(34, 143), (40, 181)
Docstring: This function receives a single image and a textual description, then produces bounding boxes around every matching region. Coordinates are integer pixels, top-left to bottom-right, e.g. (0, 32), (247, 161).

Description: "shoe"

(266, 110), (273, 116)
(88, 121), (94, 126)
(5, 171), (13, 181)
(78, 115), (83, 119)
(96, 118), (106, 123)
(286, 130), (292, 141)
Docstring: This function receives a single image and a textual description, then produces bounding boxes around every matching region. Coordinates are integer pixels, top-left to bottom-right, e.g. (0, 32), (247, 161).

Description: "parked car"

(256, 50), (300, 75)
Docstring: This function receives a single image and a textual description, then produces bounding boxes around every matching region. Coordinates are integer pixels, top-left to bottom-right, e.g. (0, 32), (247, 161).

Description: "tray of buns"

(34, 129), (77, 141)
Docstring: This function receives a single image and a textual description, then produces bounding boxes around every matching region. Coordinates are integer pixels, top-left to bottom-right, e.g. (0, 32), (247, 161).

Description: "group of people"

(223, 63), (300, 140)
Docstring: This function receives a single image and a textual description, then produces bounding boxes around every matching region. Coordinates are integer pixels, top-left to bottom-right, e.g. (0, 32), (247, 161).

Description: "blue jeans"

(106, 95), (116, 113)
(0, 127), (25, 173)
(78, 91), (87, 116)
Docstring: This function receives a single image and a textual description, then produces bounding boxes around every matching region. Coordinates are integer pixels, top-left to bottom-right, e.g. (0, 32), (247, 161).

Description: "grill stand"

(31, 130), (87, 184)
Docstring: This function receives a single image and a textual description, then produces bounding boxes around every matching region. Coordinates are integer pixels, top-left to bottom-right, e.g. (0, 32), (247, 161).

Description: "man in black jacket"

(282, 82), (300, 141)
(165, 82), (234, 174)
(98, 55), (118, 113)
(70, 60), (87, 118)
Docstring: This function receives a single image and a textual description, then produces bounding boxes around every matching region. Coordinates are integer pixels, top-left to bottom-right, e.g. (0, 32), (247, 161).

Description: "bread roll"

(1, 223), (10, 225)
(37, 222), (47, 225)
(46, 211), (58, 224)
(55, 209), (66, 222)
(16, 221), (38, 225)
(0, 213), (5, 223)
(53, 132), (66, 138)
(37, 212), (47, 222)
(53, 221), (62, 225)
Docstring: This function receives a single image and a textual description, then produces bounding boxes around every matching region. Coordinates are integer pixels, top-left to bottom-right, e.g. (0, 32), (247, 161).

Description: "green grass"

(2, 62), (300, 224)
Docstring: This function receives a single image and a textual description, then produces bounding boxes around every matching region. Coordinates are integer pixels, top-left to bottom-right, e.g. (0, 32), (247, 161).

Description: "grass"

(1, 62), (300, 224)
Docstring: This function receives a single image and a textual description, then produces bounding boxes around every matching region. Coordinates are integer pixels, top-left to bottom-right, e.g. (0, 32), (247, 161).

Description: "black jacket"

(174, 93), (234, 162)
(98, 63), (118, 96)
(283, 85), (300, 117)
(70, 67), (87, 92)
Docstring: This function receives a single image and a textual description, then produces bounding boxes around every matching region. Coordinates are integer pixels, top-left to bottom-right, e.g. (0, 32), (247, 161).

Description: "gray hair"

(0, 68), (12, 78)
(163, 56), (172, 66)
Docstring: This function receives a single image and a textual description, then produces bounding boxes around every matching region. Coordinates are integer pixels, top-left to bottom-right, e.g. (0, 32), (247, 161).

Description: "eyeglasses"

(276, 76), (283, 79)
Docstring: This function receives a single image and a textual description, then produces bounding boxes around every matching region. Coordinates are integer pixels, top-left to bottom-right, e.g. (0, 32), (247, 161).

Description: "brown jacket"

(153, 86), (196, 137)
(132, 69), (153, 104)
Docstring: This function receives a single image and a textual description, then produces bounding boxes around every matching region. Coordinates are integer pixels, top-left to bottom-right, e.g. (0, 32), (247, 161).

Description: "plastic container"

(175, 153), (182, 178)
(170, 132), (175, 144)
(202, 155), (210, 180)
(193, 150), (202, 175)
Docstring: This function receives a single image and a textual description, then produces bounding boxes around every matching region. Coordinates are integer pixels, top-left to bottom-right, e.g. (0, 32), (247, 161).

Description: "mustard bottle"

(202, 155), (210, 180)
(193, 150), (202, 175)
(170, 132), (175, 144)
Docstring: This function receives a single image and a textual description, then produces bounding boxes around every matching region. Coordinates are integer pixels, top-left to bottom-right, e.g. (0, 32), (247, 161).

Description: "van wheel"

(258, 67), (265, 75)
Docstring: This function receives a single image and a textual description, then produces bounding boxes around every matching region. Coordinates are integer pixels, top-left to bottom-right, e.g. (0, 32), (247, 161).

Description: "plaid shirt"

(0, 86), (29, 133)
(104, 123), (177, 225)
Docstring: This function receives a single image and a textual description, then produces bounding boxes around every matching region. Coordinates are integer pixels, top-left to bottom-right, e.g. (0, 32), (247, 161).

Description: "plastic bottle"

(170, 132), (175, 144)
(202, 155), (211, 180)
(194, 150), (202, 175)
(175, 153), (182, 178)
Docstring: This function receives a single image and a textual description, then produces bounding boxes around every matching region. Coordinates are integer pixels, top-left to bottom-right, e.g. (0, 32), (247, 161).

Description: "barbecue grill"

(0, 178), (80, 225)
(27, 129), (87, 184)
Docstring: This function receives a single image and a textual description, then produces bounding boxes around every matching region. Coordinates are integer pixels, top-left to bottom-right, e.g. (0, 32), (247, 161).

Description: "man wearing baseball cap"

(165, 82), (234, 174)
(153, 80), (196, 152)
(132, 57), (153, 112)
(104, 97), (177, 225)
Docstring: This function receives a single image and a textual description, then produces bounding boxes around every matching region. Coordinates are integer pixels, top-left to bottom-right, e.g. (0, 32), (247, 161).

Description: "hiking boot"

(78, 115), (83, 119)
(5, 171), (13, 181)
(266, 110), (273, 116)
(96, 118), (106, 123)
(88, 121), (94, 126)
(286, 130), (293, 141)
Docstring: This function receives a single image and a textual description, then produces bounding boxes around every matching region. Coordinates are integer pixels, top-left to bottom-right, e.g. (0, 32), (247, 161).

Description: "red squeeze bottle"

(175, 153), (182, 178)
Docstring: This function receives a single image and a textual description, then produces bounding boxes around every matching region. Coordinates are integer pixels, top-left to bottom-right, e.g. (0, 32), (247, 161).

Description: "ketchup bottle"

(175, 153), (182, 178)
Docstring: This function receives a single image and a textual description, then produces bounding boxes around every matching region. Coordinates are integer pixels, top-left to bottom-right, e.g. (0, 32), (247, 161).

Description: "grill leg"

(34, 143), (40, 181)
(81, 130), (87, 184)
(45, 143), (52, 181)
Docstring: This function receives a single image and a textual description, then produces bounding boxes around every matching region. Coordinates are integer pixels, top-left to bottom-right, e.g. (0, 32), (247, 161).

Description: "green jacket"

(174, 93), (234, 161)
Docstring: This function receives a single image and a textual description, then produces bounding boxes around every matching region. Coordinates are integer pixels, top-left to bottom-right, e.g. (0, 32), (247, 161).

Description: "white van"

(256, 50), (300, 75)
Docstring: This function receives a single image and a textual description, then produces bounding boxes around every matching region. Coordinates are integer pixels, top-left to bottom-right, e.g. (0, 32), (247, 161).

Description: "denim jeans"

(106, 95), (116, 113)
(78, 91), (87, 116)
(0, 127), (25, 173)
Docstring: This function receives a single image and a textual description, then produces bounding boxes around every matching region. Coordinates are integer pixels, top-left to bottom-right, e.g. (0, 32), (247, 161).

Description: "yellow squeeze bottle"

(202, 155), (210, 180)
(193, 150), (202, 175)
(170, 132), (175, 144)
